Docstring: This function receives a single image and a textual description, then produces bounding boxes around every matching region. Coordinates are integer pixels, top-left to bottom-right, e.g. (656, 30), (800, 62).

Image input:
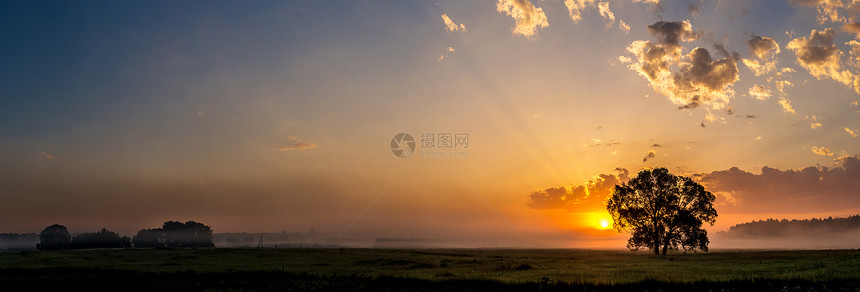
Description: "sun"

(599, 219), (610, 229)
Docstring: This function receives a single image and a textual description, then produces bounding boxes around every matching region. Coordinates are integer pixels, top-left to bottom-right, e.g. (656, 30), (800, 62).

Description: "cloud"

(787, 28), (857, 91)
(564, 0), (596, 23)
(527, 168), (629, 211)
(843, 22), (860, 35)
(496, 0), (549, 38)
(742, 35), (781, 76)
(755, 136), (763, 141)
(563, 0), (621, 29)
(811, 146), (835, 156)
(811, 122), (823, 129)
(775, 80), (793, 95)
(749, 84), (772, 100)
(438, 46), (456, 62)
(697, 156), (860, 213)
(276, 136), (317, 151)
(598, 2), (615, 27)
(688, 3), (700, 17)
(37, 152), (56, 160)
(790, 0), (847, 24)
(778, 98), (797, 114)
(846, 127), (859, 137)
(642, 150), (656, 162)
(647, 20), (700, 46)
(622, 21), (739, 110)
(633, 0), (661, 9)
(619, 20), (630, 33)
(441, 14), (466, 32)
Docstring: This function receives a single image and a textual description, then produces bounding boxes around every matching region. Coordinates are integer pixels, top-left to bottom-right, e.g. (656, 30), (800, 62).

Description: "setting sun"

(599, 219), (610, 229)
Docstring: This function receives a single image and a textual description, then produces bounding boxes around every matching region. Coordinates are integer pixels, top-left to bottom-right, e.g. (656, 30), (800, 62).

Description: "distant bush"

(133, 221), (214, 248)
(70, 228), (131, 249)
(132, 228), (166, 248)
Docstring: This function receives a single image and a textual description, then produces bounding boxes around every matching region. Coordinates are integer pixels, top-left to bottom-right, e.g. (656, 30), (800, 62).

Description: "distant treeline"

(725, 215), (860, 237)
(35, 221), (214, 251)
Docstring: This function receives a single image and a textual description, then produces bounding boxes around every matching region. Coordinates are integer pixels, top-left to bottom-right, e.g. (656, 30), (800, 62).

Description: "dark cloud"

(642, 150), (656, 162)
(747, 35), (780, 59)
(697, 156), (860, 213)
(647, 20), (700, 47)
(527, 169), (629, 211)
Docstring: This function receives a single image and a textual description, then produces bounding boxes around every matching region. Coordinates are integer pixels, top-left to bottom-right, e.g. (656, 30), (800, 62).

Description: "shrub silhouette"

(70, 228), (131, 249)
(133, 221), (214, 248)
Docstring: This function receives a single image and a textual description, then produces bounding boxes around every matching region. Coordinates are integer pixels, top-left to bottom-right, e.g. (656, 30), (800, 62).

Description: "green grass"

(1, 248), (859, 290)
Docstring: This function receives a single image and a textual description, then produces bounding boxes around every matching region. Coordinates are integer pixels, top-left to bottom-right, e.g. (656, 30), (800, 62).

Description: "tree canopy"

(37, 224), (70, 250)
(607, 168), (717, 255)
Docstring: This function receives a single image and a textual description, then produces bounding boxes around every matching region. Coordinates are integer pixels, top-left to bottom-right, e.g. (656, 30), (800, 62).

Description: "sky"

(1, 0), (860, 248)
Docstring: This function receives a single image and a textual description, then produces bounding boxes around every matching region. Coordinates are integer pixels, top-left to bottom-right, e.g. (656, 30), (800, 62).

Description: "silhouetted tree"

(162, 221), (214, 248)
(607, 168), (717, 255)
(70, 228), (131, 249)
(37, 224), (70, 250)
(132, 228), (165, 248)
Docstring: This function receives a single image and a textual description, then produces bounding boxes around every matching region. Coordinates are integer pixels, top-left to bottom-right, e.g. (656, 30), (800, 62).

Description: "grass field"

(1, 248), (859, 291)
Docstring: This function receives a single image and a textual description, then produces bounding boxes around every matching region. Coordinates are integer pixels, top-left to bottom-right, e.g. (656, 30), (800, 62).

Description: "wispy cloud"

(276, 136), (317, 151)
(749, 84), (772, 100)
(846, 127), (859, 138)
(811, 146), (835, 156)
(38, 152), (57, 160)
(441, 14), (466, 32)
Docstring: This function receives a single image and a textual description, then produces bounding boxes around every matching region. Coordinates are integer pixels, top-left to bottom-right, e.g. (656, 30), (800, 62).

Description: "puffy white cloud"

(441, 14), (466, 32)
(742, 35), (781, 76)
(787, 28), (857, 90)
(496, 0), (549, 38)
(622, 21), (740, 110)
(749, 84), (773, 100)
